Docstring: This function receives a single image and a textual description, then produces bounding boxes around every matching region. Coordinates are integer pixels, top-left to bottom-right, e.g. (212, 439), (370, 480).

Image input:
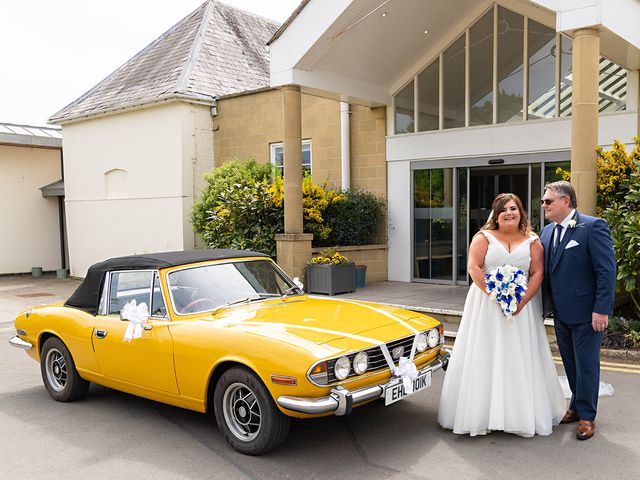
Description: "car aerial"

(10, 249), (449, 455)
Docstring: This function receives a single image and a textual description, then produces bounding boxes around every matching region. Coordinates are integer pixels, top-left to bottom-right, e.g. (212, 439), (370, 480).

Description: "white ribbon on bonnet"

(120, 299), (150, 342)
(379, 334), (420, 393)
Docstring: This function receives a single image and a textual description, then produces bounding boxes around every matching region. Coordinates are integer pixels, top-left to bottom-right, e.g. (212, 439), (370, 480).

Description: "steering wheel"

(180, 298), (217, 314)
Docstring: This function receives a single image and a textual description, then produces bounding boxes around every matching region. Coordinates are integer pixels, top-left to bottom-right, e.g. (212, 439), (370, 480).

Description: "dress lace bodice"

(481, 231), (537, 274)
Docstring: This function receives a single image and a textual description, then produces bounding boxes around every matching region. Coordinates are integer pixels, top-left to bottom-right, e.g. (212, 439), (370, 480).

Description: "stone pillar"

(275, 233), (312, 281)
(276, 85), (312, 279)
(283, 85), (304, 233)
(570, 28), (600, 216)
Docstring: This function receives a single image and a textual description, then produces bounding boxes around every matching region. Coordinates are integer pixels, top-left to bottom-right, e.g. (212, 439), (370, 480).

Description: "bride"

(438, 193), (566, 437)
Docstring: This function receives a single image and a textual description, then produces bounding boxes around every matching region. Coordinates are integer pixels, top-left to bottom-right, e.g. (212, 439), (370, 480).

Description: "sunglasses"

(540, 195), (565, 206)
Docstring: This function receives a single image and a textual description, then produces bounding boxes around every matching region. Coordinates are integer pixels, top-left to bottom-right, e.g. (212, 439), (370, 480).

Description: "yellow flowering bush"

(269, 175), (347, 241)
(555, 136), (640, 215)
(308, 248), (350, 265)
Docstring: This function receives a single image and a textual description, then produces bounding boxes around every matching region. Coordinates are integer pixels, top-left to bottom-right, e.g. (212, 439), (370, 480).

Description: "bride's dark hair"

(482, 193), (531, 234)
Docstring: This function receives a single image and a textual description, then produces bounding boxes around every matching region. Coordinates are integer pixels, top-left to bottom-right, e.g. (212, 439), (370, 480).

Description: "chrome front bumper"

(9, 336), (33, 350)
(277, 351), (450, 416)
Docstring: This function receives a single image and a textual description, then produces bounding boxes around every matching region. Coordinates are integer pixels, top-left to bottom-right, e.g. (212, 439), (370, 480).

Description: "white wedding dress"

(438, 231), (566, 437)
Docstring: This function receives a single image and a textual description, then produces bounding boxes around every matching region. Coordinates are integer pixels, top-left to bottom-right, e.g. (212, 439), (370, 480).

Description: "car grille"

(327, 332), (431, 383)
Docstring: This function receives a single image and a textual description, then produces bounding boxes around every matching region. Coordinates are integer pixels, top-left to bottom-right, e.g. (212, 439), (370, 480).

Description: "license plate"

(384, 370), (432, 406)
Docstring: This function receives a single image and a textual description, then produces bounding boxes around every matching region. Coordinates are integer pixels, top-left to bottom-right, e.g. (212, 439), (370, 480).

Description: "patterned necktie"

(552, 224), (563, 258)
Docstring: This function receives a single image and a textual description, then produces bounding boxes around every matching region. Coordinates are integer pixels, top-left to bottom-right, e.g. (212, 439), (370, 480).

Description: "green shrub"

(203, 179), (283, 257)
(193, 160), (385, 255)
(603, 165), (640, 317)
(603, 316), (640, 350)
(556, 136), (640, 215)
(269, 175), (347, 243)
(191, 159), (273, 235)
(317, 189), (385, 247)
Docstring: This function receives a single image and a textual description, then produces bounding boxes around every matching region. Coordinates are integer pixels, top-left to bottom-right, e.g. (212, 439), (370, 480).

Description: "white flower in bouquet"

(485, 264), (528, 318)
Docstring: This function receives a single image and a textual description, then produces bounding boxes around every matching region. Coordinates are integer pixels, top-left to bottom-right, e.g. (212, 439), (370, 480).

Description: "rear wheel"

(213, 367), (289, 455)
(40, 337), (89, 402)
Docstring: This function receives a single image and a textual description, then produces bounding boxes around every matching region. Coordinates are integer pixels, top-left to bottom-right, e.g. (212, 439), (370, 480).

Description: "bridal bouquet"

(485, 264), (527, 318)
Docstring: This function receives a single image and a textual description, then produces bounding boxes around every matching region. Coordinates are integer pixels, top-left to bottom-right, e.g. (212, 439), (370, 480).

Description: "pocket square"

(565, 240), (579, 249)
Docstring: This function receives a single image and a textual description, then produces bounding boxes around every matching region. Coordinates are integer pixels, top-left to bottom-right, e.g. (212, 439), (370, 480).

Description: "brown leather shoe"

(560, 409), (580, 424)
(576, 420), (595, 440)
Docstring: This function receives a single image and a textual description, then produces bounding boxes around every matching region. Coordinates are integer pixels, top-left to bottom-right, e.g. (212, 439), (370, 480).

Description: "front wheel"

(40, 337), (89, 402)
(213, 367), (290, 455)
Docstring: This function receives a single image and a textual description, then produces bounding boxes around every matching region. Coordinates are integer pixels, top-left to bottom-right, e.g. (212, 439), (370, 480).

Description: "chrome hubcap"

(222, 382), (261, 442)
(45, 348), (67, 392)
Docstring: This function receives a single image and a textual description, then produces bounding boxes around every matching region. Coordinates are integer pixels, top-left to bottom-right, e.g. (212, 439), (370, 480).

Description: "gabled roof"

(49, 1), (279, 124)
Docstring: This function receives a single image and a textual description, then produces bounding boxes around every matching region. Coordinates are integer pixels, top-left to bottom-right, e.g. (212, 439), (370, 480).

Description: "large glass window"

(469, 9), (494, 126)
(418, 59), (439, 131)
(414, 169), (454, 280)
(497, 7), (524, 123)
(559, 35), (573, 117)
(392, 5), (629, 134)
(527, 20), (556, 119)
(599, 58), (627, 113)
(443, 35), (466, 129)
(395, 80), (415, 134)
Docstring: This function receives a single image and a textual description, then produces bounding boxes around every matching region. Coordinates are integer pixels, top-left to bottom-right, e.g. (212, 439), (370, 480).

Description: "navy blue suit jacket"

(541, 211), (616, 323)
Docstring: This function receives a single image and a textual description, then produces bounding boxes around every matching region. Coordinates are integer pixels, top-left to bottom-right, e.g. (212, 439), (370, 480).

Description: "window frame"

(98, 269), (168, 319)
(269, 139), (312, 175)
(166, 258), (298, 317)
(391, 3), (628, 134)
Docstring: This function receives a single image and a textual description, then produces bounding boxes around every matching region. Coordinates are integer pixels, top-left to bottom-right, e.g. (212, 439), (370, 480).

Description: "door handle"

(143, 324), (153, 331)
(95, 330), (108, 339)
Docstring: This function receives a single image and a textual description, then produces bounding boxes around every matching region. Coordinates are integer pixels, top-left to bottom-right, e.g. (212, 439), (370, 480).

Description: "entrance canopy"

(270, 0), (640, 104)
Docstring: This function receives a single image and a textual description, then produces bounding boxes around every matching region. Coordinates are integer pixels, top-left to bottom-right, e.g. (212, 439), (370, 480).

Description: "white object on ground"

(558, 375), (614, 398)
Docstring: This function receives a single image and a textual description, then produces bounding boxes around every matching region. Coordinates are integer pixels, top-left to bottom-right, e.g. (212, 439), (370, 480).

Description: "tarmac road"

(2, 321), (640, 480)
(2, 276), (640, 479)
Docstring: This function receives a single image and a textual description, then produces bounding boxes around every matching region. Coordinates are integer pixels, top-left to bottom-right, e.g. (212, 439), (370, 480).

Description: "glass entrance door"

(469, 165), (528, 238)
(412, 158), (569, 284)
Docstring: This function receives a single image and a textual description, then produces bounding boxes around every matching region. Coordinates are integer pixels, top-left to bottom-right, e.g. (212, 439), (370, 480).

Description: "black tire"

(40, 337), (89, 402)
(213, 366), (290, 455)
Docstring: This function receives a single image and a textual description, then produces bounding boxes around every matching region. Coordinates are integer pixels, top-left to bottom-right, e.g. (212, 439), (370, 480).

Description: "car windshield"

(167, 259), (300, 314)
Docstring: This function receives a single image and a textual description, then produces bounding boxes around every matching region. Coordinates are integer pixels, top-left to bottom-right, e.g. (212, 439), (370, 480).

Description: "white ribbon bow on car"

(393, 357), (419, 393)
(120, 299), (150, 342)
(380, 334), (420, 393)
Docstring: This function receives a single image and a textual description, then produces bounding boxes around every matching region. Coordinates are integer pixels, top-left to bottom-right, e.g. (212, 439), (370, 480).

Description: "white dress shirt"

(553, 208), (576, 245)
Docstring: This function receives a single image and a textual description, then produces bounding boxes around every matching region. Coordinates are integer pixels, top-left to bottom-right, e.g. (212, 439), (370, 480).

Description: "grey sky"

(0, 0), (300, 127)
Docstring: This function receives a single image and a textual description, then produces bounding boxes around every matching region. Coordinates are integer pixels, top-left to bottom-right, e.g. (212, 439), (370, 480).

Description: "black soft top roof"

(65, 249), (269, 315)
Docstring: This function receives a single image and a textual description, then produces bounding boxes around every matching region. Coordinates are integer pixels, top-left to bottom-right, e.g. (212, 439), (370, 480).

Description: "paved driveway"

(0, 275), (80, 323)
(2, 276), (639, 479)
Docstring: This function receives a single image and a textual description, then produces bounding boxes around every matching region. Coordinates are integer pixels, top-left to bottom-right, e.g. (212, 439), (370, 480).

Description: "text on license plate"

(384, 370), (432, 406)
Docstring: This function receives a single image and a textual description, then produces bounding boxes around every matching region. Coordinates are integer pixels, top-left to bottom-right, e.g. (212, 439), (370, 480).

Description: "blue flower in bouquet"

(485, 264), (528, 318)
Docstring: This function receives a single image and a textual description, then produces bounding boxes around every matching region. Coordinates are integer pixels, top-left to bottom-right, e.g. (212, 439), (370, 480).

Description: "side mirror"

(293, 277), (304, 291)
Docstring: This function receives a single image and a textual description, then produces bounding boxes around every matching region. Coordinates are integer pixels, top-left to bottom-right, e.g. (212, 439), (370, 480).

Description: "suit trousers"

(553, 313), (604, 421)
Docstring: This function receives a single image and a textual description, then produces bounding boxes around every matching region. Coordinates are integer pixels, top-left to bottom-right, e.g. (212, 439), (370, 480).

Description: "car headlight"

(416, 332), (428, 352)
(334, 356), (351, 380)
(427, 328), (439, 348)
(353, 351), (368, 375)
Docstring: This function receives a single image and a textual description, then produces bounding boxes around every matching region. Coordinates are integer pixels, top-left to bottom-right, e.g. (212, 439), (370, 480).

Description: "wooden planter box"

(306, 262), (356, 295)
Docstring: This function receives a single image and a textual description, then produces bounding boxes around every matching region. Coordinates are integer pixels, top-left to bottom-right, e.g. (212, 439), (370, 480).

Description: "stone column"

(570, 28), (600, 216)
(276, 85), (312, 279)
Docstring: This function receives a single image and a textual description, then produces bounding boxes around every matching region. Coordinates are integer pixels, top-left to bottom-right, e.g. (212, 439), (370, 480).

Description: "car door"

(92, 270), (179, 394)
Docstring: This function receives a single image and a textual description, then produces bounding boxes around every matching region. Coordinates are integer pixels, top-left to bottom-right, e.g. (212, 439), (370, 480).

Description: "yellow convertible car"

(10, 250), (449, 455)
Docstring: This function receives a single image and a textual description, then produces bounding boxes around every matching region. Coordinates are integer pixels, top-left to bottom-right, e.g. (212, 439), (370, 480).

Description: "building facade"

(269, 0), (640, 284)
(0, 123), (65, 274)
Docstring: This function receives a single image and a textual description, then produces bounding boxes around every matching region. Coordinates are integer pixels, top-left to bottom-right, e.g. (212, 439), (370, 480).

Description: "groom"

(540, 181), (616, 440)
